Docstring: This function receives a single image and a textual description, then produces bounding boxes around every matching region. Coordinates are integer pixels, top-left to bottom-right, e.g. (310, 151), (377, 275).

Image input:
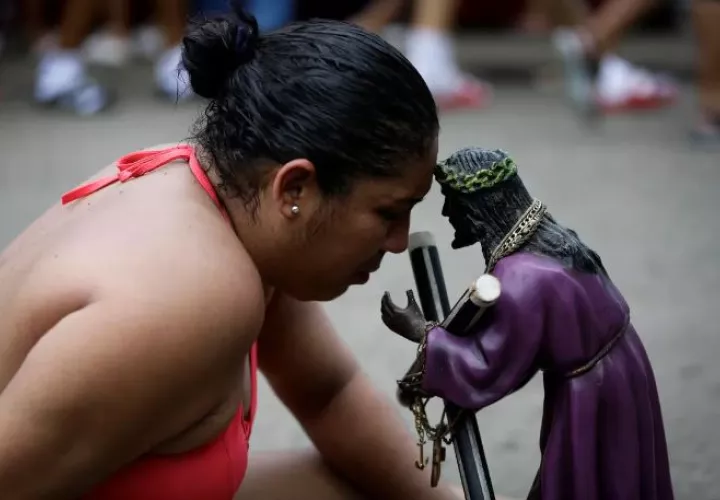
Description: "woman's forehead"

(360, 164), (434, 204)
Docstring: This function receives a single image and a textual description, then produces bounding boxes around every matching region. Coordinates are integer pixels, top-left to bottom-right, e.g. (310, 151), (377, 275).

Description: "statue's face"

(441, 194), (486, 249)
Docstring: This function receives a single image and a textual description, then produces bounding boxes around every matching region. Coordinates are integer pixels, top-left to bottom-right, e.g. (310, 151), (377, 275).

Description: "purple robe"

(423, 252), (673, 500)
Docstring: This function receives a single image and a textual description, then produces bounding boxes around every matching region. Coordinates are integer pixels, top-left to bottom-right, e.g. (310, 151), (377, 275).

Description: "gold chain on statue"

(485, 198), (547, 272)
(408, 198), (547, 474)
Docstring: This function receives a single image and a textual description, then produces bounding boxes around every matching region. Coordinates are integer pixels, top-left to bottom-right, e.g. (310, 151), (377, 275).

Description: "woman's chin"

(282, 271), (373, 302)
(351, 270), (371, 285)
(287, 283), (352, 303)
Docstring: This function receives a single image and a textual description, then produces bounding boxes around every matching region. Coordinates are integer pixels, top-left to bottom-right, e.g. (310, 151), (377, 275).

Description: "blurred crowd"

(0, 0), (718, 143)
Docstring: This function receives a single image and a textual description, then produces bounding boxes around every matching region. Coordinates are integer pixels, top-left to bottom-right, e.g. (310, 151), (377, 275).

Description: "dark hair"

(181, 2), (439, 207)
(446, 176), (607, 275)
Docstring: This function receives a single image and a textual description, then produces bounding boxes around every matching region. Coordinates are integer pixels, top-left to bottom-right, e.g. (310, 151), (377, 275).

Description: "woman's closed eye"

(376, 208), (406, 222)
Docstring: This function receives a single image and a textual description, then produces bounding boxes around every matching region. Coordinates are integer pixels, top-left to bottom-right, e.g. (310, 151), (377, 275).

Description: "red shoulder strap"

(61, 145), (230, 221)
(240, 342), (258, 439)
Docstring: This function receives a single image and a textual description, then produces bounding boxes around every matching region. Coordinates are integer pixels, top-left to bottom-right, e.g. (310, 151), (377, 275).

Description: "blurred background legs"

(690, 0), (720, 144)
(350, 0), (405, 32)
(0, 0), (10, 59)
(404, 0), (492, 110)
(0, 0), (705, 124)
(83, 0), (132, 67)
(351, 0), (492, 111)
(33, 0), (112, 115)
(531, 0), (678, 115)
(83, 0), (192, 102)
(22, 0), (57, 53)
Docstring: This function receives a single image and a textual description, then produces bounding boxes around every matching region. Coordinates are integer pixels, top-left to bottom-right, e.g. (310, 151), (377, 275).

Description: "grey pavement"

(1, 56), (718, 499)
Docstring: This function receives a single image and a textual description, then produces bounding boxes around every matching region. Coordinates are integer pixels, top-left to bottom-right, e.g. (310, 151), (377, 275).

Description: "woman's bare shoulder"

(111, 228), (263, 329)
(53, 194), (266, 339)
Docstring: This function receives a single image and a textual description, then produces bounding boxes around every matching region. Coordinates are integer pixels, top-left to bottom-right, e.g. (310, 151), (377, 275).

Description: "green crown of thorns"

(434, 155), (518, 194)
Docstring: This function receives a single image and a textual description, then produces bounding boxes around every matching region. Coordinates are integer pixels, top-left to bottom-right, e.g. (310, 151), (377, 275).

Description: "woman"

(0, 4), (461, 499)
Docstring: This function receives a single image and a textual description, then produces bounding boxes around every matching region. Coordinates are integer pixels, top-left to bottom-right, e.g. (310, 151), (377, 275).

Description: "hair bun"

(182, 2), (259, 99)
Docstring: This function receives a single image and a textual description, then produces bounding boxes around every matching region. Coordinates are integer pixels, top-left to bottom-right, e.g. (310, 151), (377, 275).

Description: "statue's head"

(435, 148), (534, 250)
(436, 147), (606, 274)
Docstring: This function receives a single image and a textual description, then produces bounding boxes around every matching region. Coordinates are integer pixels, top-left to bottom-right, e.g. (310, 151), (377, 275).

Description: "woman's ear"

(270, 158), (318, 219)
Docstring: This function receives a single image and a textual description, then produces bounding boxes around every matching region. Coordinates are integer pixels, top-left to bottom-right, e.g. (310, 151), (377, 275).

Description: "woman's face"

(257, 146), (438, 302)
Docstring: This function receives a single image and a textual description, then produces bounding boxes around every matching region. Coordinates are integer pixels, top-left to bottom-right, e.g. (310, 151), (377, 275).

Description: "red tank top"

(62, 145), (257, 500)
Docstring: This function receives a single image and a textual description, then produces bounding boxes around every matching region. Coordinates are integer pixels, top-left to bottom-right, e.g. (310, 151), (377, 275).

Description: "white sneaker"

(596, 55), (678, 111)
(35, 51), (111, 115)
(84, 30), (131, 67)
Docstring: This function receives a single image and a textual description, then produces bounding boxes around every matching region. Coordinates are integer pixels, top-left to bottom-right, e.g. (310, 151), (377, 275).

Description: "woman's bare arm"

(258, 294), (457, 500)
(0, 284), (262, 499)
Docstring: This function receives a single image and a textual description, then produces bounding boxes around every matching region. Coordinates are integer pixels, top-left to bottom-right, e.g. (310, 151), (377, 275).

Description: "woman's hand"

(381, 290), (427, 343)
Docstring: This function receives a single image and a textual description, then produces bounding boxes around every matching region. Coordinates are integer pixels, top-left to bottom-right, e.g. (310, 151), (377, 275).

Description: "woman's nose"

(383, 216), (411, 254)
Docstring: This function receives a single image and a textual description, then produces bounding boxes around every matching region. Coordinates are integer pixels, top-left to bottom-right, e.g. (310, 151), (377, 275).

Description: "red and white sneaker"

(434, 77), (493, 112)
(595, 57), (678, 114)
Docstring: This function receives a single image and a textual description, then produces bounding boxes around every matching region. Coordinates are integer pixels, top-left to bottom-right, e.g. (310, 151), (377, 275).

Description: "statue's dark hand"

(381, 289), (427, 343)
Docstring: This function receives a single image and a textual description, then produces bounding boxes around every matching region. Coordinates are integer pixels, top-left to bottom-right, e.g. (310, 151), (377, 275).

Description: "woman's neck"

(199, 149), (285, 301)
